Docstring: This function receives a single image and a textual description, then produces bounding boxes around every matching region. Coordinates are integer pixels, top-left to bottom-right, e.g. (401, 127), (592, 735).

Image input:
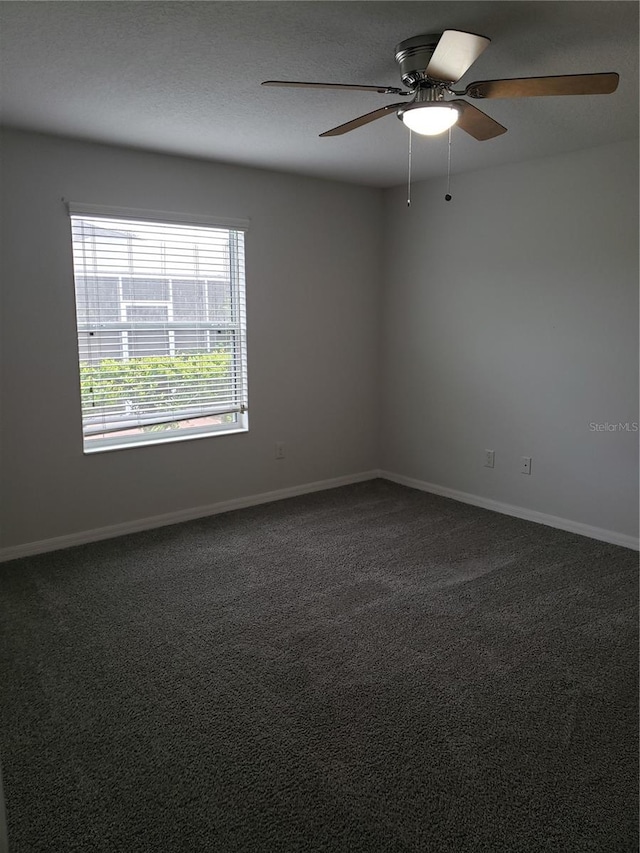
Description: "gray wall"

(1, 130), (638, 550)
(0, 130), (383, 548)
(381, 139), (639, 538)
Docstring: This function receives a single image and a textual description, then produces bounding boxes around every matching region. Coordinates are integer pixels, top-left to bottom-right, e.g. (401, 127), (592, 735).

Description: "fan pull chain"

(407, 129), (412, 207)
(445, 128), (453, 201)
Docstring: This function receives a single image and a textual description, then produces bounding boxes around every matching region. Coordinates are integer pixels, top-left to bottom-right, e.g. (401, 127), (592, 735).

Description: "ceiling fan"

(262, 30), (619, 141)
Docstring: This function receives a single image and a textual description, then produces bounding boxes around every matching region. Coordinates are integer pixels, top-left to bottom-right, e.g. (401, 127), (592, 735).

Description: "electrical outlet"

(275, 442), (285, 460)
(484, 449), (495, 468)
(521, 456), (532, 475)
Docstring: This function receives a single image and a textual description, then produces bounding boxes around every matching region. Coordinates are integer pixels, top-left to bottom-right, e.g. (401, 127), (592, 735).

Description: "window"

(68, 205), (248, 452)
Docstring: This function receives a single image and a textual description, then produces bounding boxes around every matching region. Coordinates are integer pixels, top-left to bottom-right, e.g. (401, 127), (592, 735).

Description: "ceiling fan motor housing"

(395, 34), (443, 87)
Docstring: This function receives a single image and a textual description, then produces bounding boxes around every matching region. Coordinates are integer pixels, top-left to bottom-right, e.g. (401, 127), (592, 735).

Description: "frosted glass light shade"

(401, 105), (459, 136)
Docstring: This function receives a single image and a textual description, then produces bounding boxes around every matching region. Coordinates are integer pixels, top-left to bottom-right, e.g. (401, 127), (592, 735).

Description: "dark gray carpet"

(0, 479), (637, 852)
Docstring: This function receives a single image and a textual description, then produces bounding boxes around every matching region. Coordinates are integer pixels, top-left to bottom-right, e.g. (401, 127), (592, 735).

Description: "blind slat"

(83, 404), (245, 436)
(67, 202), (249, 231)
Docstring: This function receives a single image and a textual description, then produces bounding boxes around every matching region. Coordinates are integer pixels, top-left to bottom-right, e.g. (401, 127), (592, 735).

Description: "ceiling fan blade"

(450, 100), (507, 141)
(262, 80), (409, 95)
(319, 103), (405, 137)
(426, 30), (490, 83)
(463, 73), (619, 99)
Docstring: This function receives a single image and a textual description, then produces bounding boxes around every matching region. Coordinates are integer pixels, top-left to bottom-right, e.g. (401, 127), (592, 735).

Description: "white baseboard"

(380, 470), (639, 551)
(0, 471), (380, 563)
(3, 468), (637, 561)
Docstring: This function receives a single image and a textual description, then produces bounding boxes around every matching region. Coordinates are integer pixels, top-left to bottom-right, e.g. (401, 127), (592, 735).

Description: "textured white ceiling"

(1, 1), (637, 187)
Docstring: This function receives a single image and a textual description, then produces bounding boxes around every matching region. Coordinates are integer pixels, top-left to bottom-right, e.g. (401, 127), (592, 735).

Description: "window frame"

(67, 203), (250, 453)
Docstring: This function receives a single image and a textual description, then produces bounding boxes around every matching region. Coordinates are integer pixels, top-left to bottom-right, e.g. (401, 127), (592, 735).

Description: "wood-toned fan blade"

(426, 30), (490, 83)
(319, 103), (405, 137)
(262, 80), (408, 95)
(464, 73), (619, 99)
(451, 100), (507, 141)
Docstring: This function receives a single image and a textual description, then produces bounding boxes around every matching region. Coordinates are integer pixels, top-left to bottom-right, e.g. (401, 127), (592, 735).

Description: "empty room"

(0, 2), (638, 851)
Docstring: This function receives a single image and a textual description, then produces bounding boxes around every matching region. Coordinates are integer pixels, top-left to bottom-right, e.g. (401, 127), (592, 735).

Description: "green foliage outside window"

(79, 351), (232, 418)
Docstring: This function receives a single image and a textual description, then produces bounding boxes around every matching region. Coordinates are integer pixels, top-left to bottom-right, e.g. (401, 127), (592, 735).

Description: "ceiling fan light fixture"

(399, 103), (460, 136)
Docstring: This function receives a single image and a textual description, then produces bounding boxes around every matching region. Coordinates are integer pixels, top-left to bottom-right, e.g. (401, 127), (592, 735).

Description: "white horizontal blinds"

(70, 214), (248, 439)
